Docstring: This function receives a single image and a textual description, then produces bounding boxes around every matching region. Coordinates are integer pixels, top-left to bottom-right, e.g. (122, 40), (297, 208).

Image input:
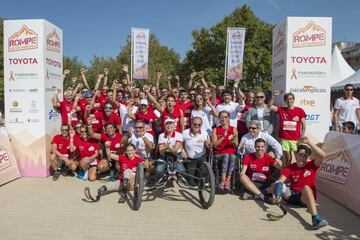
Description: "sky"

(1, 0), (359, 66)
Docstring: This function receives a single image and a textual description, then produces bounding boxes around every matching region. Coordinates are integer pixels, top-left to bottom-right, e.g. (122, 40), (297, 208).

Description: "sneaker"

(77, 169), (85, 179)
(312, 216), (328, 230)
(67, 170), (75, 177)
(219, 180), (225, 191)
(52, 170), (61, 181)
(240, 191), (254, 200)
(118, 191), (126, 203)
(224, 179), (231, 191)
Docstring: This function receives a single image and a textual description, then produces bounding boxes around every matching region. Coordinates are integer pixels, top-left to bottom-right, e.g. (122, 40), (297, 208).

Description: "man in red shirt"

(130, 99), (158, 137)
(269, 92), (306, 166)
(273, 136), (328, 229)
(239, 138), (282, 202)
(176, 90), (193, 129)
(53, 90), (79, 126)
(50, 124), (76, 181)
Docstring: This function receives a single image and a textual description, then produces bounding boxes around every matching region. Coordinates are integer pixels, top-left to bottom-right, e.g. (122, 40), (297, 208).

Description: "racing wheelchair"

(132, 152), (216, 210)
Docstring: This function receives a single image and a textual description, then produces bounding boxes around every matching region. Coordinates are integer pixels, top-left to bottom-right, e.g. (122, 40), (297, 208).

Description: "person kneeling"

(84, 143), (143, 203)
(273, 136), (328, 230)
(239, 138), (282, 203)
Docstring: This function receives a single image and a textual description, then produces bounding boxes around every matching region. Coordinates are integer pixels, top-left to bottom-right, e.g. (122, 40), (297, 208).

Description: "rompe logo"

(0, 145), (11, 171)
(273, 29), (285, 56)
(8, 25), (38, 52)
(46, 29), (61, 53)
(293, 21), (326, 48)
(319, 150), (351, 185)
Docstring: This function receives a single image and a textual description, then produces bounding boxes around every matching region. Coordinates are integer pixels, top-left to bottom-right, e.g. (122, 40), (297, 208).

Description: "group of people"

(49, 66), (360, 230)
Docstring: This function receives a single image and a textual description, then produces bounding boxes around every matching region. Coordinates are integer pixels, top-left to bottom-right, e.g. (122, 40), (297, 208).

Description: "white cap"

(140, 99), (148, 105)
(164, 118), (175, 124)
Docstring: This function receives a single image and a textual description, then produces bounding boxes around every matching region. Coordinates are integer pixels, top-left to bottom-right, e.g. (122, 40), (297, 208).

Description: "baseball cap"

(164, 118), (175, 124)
(140, 99), (148, 106)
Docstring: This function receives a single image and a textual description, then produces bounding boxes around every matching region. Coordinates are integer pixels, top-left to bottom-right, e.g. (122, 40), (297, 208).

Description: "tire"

(133, 163), (144, 211)
(198, 162), (215, 209)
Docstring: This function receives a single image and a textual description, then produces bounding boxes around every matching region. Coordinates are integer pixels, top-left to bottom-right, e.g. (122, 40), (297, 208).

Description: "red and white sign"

(46, 29), (61, 53)
(8, 25), (38, 52)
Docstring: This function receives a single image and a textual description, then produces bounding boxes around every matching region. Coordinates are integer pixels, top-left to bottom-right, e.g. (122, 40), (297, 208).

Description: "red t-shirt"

(135, 108), (158, 136)
(51, 134), (71, 156)
(99, 133), (124, 153)
(276, 106), (306, 141)
(237, 105), (251, 136)
(59, 101), (79, 126)
(118, 154), (143, 181)
(161, 107), (183, 132)
(242, 153), (275, 182)
(214, 126), (236, 154)
(281, 160), (319, 199)
(75, 139), (99, 161)
(176, 101), (193, 129)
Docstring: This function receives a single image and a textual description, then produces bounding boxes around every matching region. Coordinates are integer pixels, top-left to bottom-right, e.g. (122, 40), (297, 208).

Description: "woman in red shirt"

(212, 110), (238, 192)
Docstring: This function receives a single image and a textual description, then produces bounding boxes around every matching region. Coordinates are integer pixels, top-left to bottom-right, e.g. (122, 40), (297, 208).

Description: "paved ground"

(0, 177), (359, 240)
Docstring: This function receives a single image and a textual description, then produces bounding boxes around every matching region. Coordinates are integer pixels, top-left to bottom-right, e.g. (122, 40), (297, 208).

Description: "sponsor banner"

(4, 19), (63, 177)
(132, 28), (149, 80)
(318, 132), (360, 215)
(0, 131), (20, 185)
(272, 17), (332, 142)
(226, 28), (246, 80)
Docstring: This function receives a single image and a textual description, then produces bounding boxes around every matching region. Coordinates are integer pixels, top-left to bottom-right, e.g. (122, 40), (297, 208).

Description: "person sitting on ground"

(273, 135), (328, 229)
(212, 110), (238, 192)
(239, 138), (282, 202)
(84, 143), (144, 203)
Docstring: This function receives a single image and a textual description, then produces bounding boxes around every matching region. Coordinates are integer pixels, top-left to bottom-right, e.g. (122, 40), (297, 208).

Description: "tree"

(63, 56), (86, 89)
(180, 5), (274, 91)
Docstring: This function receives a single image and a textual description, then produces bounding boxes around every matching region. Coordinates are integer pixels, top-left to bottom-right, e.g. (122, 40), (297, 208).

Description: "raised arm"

(80, 68), (90, 90)
(187, 72), (196, 89)
(167, 75), (172, 91)
(144, 85), (164, 112)
(300, 136), (326, 166)
(156, 72), (162, 97)
(103, 68), (109, 86)
(94, 74), (104, 92)
(63, 69), (70, 82)
(198, 71), (208, 88)
(175, 75), (180, 89)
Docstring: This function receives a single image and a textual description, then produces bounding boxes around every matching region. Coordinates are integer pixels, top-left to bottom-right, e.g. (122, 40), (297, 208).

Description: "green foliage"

(181, 4), (274, 91)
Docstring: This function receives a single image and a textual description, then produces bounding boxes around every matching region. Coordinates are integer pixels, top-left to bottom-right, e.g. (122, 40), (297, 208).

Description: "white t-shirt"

(182, 129), (209, 159)
(334, 96), (360, 127)
(257, 107), (265, 130)
(128, 132), (154, 159)
(158, 131), (183, 153)
(216, 101), (244, 128)
(119, 104), (138, 132)
(191, 106), (213, 136)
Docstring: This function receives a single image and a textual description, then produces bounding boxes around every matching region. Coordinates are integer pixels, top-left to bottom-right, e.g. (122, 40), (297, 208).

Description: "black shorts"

(285, 190), (307, 207)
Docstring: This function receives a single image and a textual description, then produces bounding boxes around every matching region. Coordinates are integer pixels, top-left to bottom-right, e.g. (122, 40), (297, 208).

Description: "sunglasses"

(346, 88), (354, 91)
(135, 126), (144, 129)
(61, 129), (69, 132)
(249, 127), (258, 130)
(104, 106), (113, 110)
(255, 96), (265, 99)
(80, 131), (87, 133)
(193, 123), (201, 127)
(204, 92), (211, 94)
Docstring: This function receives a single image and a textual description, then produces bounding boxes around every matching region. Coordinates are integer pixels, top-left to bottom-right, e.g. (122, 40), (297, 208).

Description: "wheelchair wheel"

(198, 162), (215, 209)
(133, 163), (144, 210)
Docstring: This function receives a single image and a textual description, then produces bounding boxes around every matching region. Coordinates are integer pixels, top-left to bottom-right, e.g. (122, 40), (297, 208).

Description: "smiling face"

(104, 104), (114, 117)
(165, 121), (175, 133)
(126, 145), (136, 159)
(219, 112), (229, 126)
(255, 92), (265, 106)
(105, 123), (116, 137)
(60, 125), (70, 138)
(295, 149), (309, 168)
(255, 141), (266, 158)
(166, 96), (175, 110)
(80, 127), (88, 140)
(134, 121), (145, 136)
(222, 93), (232, 104)
(191, 117), (202, 133)
(248, 124), (260, 137)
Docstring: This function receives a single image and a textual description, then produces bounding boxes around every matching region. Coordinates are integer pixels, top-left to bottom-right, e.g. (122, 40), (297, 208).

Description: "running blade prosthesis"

(266, 204), (288, 221)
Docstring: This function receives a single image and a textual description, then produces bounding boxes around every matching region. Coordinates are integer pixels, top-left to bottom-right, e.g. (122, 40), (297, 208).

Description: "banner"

(131, 28), (149, 80)
(226, 28), (246, 81)
(0, 130), (20, 185)
(318, 131), (360, 215)
(272, 17), (332, 143)
(4, 19), (63, 177)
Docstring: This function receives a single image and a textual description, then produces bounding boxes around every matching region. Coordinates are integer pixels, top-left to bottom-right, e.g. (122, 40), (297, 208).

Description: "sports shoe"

(219, 180), (225, 191)
(224, 179), (231, 191)
(312, 216), (328, 230)
(240, 191), (254, 200)
(52, 170), (61, 181)
(118, 191), (126, 203)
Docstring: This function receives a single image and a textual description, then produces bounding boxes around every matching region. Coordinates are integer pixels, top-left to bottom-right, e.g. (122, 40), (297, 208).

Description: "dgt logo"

(306, 114), (320, 121)
(46, 29), (61, 53)
(292, 21), (326, 48)
(8, 25), (38, 52)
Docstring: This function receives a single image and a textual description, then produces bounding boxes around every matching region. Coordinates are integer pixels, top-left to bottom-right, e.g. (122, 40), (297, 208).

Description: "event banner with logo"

(4, 19), (63, 177)
(226, 28), (246, 80)
(317, 132), (360, 215)
(0, 131), (20, 185)
(131, 28), (149, 80)
(272, 17), (332, 143)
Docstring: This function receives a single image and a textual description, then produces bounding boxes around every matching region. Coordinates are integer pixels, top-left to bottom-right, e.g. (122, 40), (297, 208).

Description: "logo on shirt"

(303, 170), (311, 177)
(262, 166), (269, 171)
(293, 116), (299, 121)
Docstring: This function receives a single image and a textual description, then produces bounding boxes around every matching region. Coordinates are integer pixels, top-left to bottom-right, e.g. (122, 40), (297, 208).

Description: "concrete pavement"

(0, 177), (359, 240)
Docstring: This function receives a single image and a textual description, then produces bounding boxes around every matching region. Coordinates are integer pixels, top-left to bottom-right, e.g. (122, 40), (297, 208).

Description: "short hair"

(219, 110), (230, 117)
(297, 144), (312, 156)
(221, 89), (233, 97)
(135, 119), (146, 125)
(106, 89), (113, 94)
(166, 94), (176, 101)
(255, 138), (266, 145)
(249, 120), (262, 129)
(179, 89), (188, 94)
(61, 123), (70, 129)
(342, 121), (355, 131)
(105, 122), (116, 129)
(344, 84), (354, 89)
(126, 143), (136, 150)
(191, 116), (203, 124)
(283, 92), (295, 101)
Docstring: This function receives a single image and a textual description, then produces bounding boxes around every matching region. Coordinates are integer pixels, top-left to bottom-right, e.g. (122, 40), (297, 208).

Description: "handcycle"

(132, 152), (216, 210)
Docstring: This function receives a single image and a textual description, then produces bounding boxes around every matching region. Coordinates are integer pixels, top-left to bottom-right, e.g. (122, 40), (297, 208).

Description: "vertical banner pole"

(130, 28), (134, 82)
(224, 28), (229, 87)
